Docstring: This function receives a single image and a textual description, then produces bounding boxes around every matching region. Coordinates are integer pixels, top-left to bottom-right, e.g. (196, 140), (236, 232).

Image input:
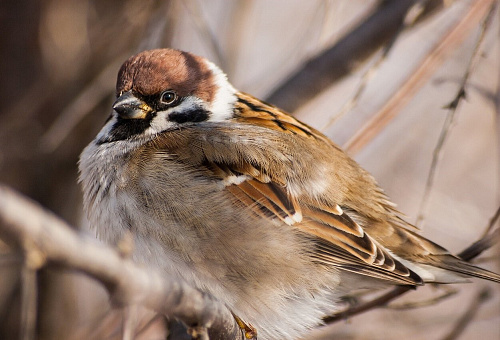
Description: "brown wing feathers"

(201, 92), (425, 285)
(162, 92), (499, 285)
(218, 164), (423, 285)
(235, 92), (324, 140)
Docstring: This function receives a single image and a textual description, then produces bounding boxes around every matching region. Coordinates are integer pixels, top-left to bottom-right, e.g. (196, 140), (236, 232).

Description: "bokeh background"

(0, 0), (499, 339)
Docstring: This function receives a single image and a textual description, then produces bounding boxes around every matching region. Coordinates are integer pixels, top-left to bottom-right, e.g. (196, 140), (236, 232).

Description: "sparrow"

(79, 48), (500, 340)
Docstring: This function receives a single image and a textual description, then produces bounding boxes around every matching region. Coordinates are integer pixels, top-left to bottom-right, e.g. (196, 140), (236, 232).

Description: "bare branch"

(482, 204), (500, 237)
(386, 286), (457, 310)
(39, 57), (124, 153)
(265, 0), (421, 112)
(415, 1), (498, 227)
(458, 215), (500, 262)
(440, 287), (492, 340)
(183, 0), (227, 70)
(20, 266), (36, 340)
(0, 184), (242, 340)
(323, 286), (413, 324)
(344, 0), (495, 155)
(322, 0), (431, 131)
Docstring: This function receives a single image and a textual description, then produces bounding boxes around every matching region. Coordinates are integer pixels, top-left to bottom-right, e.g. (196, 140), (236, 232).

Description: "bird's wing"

(185, 92), (422, 285)
(220, 174), (423, 285)
(154, 91), (500, 285)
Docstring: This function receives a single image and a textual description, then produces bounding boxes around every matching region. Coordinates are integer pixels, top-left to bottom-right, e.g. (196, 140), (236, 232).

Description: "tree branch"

(0, 184), (242, 340)
(415, 1), (498, 227)
(265, 0), (442, 112)
(343, 0), (495, 155)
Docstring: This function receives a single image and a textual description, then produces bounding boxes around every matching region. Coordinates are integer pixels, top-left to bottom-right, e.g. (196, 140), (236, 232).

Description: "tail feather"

(435, 256), (500, 283)
(425, 255), (500, 284)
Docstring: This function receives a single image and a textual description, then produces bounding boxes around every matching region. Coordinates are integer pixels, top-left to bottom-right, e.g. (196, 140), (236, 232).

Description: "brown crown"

(116, 49), (216, 103)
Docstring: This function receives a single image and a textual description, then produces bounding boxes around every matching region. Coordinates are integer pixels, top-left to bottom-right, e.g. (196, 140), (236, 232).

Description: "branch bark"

(265, 0), (435, 112)
(0, 184), (241, 340)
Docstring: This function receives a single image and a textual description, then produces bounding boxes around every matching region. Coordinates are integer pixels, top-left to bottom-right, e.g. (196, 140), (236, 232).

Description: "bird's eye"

(160, 91), (177, 105)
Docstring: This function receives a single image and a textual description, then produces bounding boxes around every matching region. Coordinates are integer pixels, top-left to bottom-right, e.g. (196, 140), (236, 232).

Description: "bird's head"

(97, 49), (236, 143)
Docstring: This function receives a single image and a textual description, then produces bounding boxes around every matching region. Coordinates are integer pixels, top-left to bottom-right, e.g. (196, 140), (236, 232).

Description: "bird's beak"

(112, 91), (152, 119)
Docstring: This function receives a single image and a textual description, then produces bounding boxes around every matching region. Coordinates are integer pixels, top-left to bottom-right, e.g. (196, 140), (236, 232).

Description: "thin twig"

(40, 56), (127, 153)
(20, 266), (37, 340)
(136, 1), (172, 52)
(265, 0), (420, 112)
(81, 305), (117, 340)
(122, 306), (138, 340)
(481, 205), (500, 238)
(323, 286), (413, 323)
(415, 1), (498, 227)
(386, 286), (457, 310)
(322, 0), (430, 131)
(440, 287), (492, 340)
(182, 0), (226, 70)
(344, 0), (495, 155)
(458, 225), (500, 262)
(134, 313), (165, 338)
(457, 205), (500, 263)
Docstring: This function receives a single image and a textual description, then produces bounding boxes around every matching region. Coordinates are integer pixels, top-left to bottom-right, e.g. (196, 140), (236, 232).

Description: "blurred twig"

(482, 204), (500, 237)
(20, 266), (37, 340)
(0, 184), (242, 340)
(41, 1), (175, 154)
(183, 0), (227, 69)
(265, 0), (445, 112)
(415, 1), (498, 227)
(323, 285), (413, 324)
(458, 206), (500, 262)
(344, 0), (495, 155)
(135, 314), (164, 338)
(386, 286), (457, 310)
(40, 56), (126, 153)
(323, 0), (431, 130)
(440, 287), (492, 340)
(265, 0), (418, 111)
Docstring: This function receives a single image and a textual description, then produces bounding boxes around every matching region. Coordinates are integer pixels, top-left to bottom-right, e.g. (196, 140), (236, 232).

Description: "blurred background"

(0, 0), (499, 339)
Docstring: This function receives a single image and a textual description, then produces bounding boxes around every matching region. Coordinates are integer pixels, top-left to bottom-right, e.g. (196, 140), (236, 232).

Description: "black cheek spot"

(169, 109), (210, 124)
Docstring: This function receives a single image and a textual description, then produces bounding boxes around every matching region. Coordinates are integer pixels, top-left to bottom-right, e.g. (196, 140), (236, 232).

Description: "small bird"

(79, 48), (500, 339)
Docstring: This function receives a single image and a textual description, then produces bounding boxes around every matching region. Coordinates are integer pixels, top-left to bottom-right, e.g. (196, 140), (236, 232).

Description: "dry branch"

(265, 0), (442, 112)
(415, 1), (498, 227)
(321, 0), (424, 131)
(441, 287), (492, 340)
(344, 0), (495, 155)
(0, 184), (241, 340)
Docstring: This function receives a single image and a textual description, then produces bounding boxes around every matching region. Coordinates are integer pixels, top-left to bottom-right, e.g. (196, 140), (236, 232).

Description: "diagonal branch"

(322, 0), (432, 131)
(0, 184), (242, 340)
(265, 0), (422, 112)
(440, 287), (492, 340)
(415, 1), (498, 227)
(344, 0), (495, 155)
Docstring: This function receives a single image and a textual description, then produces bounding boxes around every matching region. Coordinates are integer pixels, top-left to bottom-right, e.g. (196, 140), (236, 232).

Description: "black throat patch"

(97, 116), (153, 144)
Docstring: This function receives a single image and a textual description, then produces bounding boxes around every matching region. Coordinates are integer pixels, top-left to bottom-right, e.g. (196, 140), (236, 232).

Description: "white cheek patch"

(147, 96), (208, 135)
(147, 112), (176, 135)
(204, 60), (237, 121)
